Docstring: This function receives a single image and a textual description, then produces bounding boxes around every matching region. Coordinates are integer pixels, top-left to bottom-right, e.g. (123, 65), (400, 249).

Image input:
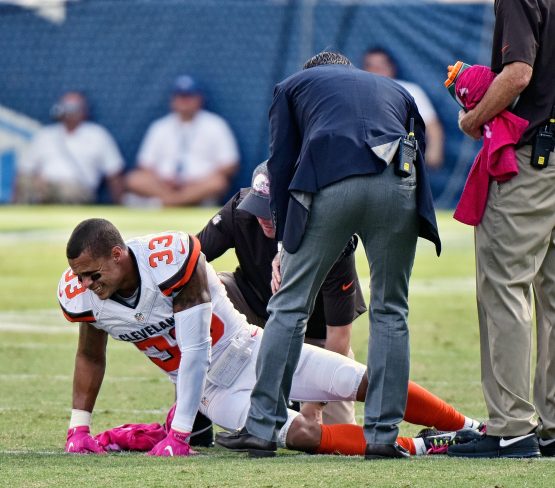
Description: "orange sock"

(315, 424), (416, 456)
(405, 381), (466, 431)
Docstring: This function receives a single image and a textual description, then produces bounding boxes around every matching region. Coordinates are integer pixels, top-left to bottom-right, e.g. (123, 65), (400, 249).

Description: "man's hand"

(300, 402), (325, 424)
(147, 428), (197, 457)
(458, 110), (482, 140)
(65, 426), (106, 454)
(271, 251), (282, 294)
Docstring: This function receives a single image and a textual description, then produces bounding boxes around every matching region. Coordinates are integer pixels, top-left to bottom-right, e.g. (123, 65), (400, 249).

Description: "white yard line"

(0, 450), (61, 455)
(0, 374), (163, 382)
(0, 322), (76, 334)
(0, 406), (167, 415)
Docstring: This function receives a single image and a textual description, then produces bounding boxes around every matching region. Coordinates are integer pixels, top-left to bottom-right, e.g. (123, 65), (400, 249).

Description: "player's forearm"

(172, 303), (212, 432)
(324, 325), (352, 356)
(460, 62), (532, 137)
(72, 353), (105, 412)
(173, 343), (211, 432)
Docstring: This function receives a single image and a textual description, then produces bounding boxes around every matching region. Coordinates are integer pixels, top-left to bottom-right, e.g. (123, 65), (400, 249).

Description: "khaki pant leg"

(217, 272), (267, 328)
(533, 150), (555, 439)
(476, 146), (555, 435)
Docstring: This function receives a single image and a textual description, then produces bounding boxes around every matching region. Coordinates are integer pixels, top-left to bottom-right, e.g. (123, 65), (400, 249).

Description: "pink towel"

(452, 65), (528, 226)
(94, 423), (167, 452)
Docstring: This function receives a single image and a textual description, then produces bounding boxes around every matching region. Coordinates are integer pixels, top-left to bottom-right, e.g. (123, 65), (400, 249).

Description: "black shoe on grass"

(539, 437), (555, 457)
(448, 433), (540, 458)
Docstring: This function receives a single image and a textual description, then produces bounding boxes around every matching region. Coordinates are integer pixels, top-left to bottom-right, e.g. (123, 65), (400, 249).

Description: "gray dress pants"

(245, 164), (419, 444)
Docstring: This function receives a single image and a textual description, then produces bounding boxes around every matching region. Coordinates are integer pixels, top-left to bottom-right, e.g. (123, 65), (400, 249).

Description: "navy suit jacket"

(267, 64), (441, 255)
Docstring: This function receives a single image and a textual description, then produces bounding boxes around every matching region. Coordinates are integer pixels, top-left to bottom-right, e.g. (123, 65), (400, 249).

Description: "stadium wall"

(0, 0), (493, 206)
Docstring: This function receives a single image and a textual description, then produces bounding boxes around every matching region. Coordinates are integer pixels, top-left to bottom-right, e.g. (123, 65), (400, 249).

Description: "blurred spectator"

(125, 75), (239, 207)
(15, 92), (125, 204)
(363, 47), (445, 168)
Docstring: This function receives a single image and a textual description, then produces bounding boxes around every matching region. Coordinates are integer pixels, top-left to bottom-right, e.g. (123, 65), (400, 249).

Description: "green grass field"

(1, 206), (553, 487)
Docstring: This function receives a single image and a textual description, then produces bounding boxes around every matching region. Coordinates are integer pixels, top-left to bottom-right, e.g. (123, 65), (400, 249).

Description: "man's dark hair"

(66, 218), (125, 260)
(303, 51), (352, 70)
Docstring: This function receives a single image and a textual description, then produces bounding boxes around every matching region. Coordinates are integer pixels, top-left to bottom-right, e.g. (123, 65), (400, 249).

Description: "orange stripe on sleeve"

(62, 310), (95, 323)
(162, 235), (202, 296)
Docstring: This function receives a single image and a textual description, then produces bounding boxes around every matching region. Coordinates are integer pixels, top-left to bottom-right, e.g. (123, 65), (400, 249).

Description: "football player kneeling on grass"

(60, 218), (481, 457)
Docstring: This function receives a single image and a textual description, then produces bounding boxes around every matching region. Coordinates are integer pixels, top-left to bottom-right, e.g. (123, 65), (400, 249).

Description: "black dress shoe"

(365, 443), (410, 460)
(216, 427), (277, 458)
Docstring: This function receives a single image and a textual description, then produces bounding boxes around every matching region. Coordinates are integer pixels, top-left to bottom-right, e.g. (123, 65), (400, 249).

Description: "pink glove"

(147, 429), (197, 457)
(65, 426), (106, 454)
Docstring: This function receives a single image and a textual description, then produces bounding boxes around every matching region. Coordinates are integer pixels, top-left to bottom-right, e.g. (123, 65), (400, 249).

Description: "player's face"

(68, 248), (122, 300)
(256, 217), (276, 239)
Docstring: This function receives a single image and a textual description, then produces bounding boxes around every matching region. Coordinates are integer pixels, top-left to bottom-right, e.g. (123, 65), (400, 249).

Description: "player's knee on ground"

(285, 415), (321, 453)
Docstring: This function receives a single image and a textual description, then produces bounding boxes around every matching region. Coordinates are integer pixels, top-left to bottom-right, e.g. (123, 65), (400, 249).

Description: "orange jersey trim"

(160, 235), (201, 296)
(60, 304), (95, 323)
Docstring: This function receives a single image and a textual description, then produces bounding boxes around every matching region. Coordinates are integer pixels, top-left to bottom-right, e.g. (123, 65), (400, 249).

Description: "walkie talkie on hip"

(531, 104), (555, 169)
(396, 117), (417, 177)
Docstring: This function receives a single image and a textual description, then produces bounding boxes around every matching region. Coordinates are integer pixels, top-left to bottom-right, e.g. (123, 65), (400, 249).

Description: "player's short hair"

(66, 218), (126, 260)
(303, 51), (352, 70)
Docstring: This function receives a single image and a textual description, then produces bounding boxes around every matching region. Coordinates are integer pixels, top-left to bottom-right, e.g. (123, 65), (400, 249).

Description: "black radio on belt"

(395, 118), (417, 177)
(531, 104), (555, 170)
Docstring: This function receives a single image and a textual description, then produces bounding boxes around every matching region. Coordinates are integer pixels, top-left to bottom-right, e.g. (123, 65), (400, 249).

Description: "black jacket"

(267, 64), (441, 255)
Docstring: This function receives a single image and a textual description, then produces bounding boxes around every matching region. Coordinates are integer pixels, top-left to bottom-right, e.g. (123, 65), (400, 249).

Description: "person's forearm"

(461, 62), (532, 137)
(72, 353), (105, 412)
(324, 325), (352, 356)
(172, 303), (212, 432)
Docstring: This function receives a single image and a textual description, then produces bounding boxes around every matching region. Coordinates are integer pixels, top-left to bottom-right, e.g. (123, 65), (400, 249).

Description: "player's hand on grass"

(147, 429), (197, 457)
(65, 426), (106, 454)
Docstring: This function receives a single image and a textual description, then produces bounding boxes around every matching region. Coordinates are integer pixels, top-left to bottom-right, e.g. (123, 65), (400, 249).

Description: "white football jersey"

(58, 231), (249, 382)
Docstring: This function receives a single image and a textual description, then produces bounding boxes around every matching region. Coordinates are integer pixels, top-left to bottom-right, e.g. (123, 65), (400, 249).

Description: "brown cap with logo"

(237, 160), (271, 219)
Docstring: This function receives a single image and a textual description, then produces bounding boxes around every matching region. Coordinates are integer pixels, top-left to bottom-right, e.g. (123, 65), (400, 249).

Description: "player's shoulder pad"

(135, 231), (201, 297)
(57, 267), (95, 323)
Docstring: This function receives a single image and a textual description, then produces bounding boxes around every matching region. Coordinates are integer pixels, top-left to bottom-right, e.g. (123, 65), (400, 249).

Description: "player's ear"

(111, 246), (123, 262)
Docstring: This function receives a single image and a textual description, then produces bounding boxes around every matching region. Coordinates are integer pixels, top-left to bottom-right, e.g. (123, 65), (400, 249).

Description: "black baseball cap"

(237, 161), (271, 219)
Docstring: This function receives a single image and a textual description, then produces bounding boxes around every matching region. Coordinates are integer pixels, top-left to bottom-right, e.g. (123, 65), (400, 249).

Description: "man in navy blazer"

(217, 52), (441, 459)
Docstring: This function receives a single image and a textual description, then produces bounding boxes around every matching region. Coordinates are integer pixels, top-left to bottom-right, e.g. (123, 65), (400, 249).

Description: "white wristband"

(69, 409), (92, 428)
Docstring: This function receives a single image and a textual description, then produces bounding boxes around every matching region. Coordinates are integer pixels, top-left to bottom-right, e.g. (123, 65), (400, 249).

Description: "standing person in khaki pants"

(449, 0), (555, 459)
